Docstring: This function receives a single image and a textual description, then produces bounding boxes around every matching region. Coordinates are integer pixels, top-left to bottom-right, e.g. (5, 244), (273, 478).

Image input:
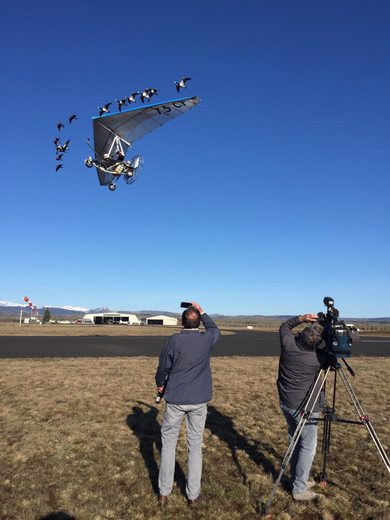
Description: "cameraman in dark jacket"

(277, 314), (328, 501)
(155, 302), (221, 507)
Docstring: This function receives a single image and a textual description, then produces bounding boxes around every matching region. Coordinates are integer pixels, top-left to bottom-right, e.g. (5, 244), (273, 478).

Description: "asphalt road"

(0, 331), (389, 358)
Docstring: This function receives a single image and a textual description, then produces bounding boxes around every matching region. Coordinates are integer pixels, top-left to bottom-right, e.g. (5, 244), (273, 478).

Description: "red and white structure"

(24, 296), (35, 314)
(19, 296), (39, 325)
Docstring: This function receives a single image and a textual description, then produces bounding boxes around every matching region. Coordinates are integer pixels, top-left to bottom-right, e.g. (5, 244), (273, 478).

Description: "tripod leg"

(261, 409), (312, 515)
(261, 467), (286, 516)
(337, 365), (390, 475)
(320, 408), (332, 486)
(363, 420), (390, 473)
(320, 366), (339, 486)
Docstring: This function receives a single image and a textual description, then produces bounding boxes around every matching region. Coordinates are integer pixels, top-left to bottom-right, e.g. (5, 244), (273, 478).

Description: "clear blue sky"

(1, 0), (389, 318)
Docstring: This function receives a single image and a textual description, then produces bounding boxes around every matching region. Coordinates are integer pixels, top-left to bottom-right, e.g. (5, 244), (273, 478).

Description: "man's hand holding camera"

(189, 302), (204, 314)
(299, 314), (318, 323)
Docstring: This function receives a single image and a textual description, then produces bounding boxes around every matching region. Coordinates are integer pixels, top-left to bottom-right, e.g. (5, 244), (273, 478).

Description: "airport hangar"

(81, 313), (178, 326)
(81, 312), (140, 325)
(144, 315), (178, 326)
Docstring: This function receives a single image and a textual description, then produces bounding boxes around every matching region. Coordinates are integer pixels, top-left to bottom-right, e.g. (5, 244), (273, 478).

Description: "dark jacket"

(277, 316), (328, 412)
(155, 313), (221, 405)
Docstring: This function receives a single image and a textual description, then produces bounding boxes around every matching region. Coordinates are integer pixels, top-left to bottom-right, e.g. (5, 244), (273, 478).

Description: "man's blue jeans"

(280, 401), (319, 494)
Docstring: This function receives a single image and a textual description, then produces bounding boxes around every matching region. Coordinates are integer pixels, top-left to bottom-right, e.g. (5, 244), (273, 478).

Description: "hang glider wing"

(92, 96), (200, 160)
(96, 169), (117, 187)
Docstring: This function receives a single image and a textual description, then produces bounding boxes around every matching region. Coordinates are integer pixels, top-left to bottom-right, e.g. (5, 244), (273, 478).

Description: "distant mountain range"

(1, 300), (389, 322)
(0, 301), (183, 318)
(0, 301), (88, 315)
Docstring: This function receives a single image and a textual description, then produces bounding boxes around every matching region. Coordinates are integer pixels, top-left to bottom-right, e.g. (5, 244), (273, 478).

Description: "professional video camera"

(317, 296), (360, 358)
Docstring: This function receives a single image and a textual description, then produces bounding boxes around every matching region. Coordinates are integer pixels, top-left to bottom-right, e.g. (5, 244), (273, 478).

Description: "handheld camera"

(156, 391), (164, 404)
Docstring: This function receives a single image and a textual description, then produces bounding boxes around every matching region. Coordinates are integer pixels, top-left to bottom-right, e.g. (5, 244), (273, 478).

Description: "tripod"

(261, 359), (390, 516)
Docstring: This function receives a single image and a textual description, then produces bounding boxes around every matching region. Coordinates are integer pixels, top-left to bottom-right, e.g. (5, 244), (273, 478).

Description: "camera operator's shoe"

(292, 489), (319, 501)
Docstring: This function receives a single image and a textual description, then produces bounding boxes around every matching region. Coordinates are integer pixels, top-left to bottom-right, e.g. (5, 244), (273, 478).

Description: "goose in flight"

(174, 78), (191, 92)
(98, 103), (112, 116)
(115, 99), (127, 112)
(140, 89), (151, 103)
(127, 92), (140, 104)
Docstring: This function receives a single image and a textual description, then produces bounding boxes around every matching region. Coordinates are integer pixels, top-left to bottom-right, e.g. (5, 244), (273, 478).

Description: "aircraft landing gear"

(108, 184), (116, 191)
(84, 157), (93, 168)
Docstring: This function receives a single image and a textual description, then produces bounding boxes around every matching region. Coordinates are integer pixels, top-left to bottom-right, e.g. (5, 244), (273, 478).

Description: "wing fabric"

(92, 97), (200, 158)
(97, 169), (117, 186)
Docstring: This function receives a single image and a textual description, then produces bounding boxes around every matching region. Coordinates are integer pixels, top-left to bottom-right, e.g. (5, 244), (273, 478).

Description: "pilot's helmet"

(104, 153), (110, 159)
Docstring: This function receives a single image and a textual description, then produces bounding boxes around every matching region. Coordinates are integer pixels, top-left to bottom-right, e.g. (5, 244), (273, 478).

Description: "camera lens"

(324, 297), (334, 307)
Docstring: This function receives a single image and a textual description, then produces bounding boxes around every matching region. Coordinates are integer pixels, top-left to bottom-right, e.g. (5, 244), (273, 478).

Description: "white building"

(146, 315), (178, 326)
(81, 312), (140, 325)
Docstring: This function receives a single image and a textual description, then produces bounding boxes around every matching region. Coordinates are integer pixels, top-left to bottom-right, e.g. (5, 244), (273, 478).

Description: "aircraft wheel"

(84, 158), (93, 168)
(109, 184), (116, 191)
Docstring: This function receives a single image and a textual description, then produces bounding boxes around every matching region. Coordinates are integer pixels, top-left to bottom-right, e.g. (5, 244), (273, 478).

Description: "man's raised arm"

(190, 302), (221, 347)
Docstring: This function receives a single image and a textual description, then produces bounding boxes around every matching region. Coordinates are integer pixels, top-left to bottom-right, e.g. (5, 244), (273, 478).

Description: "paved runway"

(0, 331), (388, 358)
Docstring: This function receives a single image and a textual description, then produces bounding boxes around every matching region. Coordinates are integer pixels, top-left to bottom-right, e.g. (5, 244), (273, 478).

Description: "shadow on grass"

(126, 402), (187, 497)
(206, 405), (290, 491)
(37, 513), (76, 520)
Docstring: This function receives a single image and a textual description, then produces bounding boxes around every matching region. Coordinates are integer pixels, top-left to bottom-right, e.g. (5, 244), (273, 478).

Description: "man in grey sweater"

(277, 314), (328, 501)
(155, 302), (221, 507)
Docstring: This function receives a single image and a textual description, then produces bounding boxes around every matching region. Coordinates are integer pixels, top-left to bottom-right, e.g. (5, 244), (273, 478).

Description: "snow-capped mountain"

(56, 305), (90, 312)
(88, 307), (117, 313)
(0, 300), (24, 307)
(0, 300), (89, 313)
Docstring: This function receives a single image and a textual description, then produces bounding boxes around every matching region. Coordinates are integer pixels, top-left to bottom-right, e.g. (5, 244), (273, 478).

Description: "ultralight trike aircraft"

(85, 96), (200, 191)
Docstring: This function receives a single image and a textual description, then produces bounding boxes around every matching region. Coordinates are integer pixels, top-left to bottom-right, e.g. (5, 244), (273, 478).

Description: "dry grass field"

(0, 323), (239, 337)
(1, 356), (389, 520)
(1, 321), (389, 337)
(0, 323), (182, 337)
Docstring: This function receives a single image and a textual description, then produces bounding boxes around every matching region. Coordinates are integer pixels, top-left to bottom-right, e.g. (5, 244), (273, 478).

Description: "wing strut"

(86, 138), (102, 160)
(94, 120), (133, 148)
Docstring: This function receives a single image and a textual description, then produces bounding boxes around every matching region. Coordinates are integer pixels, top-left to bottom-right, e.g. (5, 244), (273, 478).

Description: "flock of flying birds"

(52, 114), (77, 172)
(52, 77), (191, 172)
(98, 77), (191, 116)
